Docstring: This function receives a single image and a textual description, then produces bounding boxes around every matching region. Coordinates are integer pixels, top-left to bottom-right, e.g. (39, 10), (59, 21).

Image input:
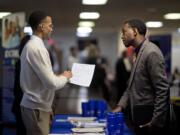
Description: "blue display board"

(2, 64), (16, 123)
(149, 35), (171, 75)
(0, 47), (19, 124)
(0, 32), (2, 123)
(1, 12), (25, 124)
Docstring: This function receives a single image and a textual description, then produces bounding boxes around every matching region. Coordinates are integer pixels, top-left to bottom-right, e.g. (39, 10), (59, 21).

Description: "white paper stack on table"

(49, 133), (72, 135)
(67, 117), (96, 122)
(77, 122), (106, 128)
(73, 133), (105, 135)
(70, 63), (95, 87)
(71, 127), (104, 133)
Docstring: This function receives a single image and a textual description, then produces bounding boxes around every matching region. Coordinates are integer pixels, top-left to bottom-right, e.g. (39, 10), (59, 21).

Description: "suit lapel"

(127, 40), (149, 89)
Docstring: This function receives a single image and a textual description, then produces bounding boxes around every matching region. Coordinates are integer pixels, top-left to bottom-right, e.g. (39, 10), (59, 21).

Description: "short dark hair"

(124, 19), (147, 36)
(28, 11), (49, 30)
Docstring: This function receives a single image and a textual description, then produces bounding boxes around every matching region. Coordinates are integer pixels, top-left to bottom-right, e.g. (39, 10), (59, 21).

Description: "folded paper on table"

(73, 133), (105, 135)
(49, 134), (72, 135)
(71, 127), (104, 133)
(67, 117), (96, 122)
(75, 122), (106, 128)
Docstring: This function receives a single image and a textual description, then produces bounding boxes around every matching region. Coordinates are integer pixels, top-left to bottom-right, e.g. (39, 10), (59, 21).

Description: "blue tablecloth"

(50, 114), (134, 135)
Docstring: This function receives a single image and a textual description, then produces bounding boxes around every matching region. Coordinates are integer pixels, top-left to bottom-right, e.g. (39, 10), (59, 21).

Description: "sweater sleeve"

(26, 46), (68, 91)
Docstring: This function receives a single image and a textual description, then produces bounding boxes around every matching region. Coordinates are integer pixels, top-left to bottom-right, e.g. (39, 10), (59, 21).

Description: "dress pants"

(21, 106), (50, 135)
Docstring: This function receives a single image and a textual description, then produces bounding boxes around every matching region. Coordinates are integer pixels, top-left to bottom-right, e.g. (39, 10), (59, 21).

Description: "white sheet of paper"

(70, 63), (95, 87)
(71, 127), (104, 133)
(67, 117), (96, 122)
(49, 134), (72, 135)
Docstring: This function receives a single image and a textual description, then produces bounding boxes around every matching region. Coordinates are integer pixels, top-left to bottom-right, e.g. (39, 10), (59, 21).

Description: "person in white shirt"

(20, 11), (72, 135)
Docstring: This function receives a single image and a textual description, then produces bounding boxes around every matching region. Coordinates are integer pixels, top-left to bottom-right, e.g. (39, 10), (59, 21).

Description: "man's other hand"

(112, 105), (122, 112)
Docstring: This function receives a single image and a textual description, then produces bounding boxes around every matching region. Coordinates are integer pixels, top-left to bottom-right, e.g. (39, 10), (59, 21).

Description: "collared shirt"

(132, 39), (146, 64)
(20, 35), (68, 112)
(134, 38), (146, 56)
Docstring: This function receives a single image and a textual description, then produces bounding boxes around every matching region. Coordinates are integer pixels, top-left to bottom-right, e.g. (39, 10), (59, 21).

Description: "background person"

(115, 50), (131, 103)
(12, 34), (31, 135)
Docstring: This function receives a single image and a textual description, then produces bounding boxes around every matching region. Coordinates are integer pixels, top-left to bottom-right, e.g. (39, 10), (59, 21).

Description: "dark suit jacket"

(118, 39), (169, 127)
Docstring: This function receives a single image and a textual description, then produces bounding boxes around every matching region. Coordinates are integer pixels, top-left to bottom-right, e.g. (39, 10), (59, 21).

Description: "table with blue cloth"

(49, 114), (134, 135)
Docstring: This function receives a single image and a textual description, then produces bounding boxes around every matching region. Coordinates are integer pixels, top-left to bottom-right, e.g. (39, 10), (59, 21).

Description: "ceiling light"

(76, 32), (90, 37)
(76, 27), (92, 37)
(79, 12), (100, 19)
(77, 27), (93, 33)
(145, 21), (163, 28)
(82, 0), (108, 5)
(78, 21), (95, 27)
(0, 12), (11, 19)
(164, 13), (180, 20)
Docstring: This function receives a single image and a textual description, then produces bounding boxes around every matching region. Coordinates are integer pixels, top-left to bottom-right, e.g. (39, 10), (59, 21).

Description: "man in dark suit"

(113, 19), (169, 135)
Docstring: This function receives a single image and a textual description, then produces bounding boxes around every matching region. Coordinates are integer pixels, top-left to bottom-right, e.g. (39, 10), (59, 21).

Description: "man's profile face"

(40, 16), (53, 39)
(121, 23), (135, 47)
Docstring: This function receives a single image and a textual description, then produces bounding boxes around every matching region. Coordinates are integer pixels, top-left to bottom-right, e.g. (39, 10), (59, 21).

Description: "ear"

(41, 24), (44, 30)
(133, 28), (138, 36)
(38, 24), (44, 30)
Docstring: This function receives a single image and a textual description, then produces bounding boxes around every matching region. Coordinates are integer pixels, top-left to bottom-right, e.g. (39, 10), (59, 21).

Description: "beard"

(123, 39), (134, 48)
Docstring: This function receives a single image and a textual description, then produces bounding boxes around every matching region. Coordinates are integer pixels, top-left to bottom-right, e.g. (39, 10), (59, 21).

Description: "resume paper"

(70, 63), (95, 87)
